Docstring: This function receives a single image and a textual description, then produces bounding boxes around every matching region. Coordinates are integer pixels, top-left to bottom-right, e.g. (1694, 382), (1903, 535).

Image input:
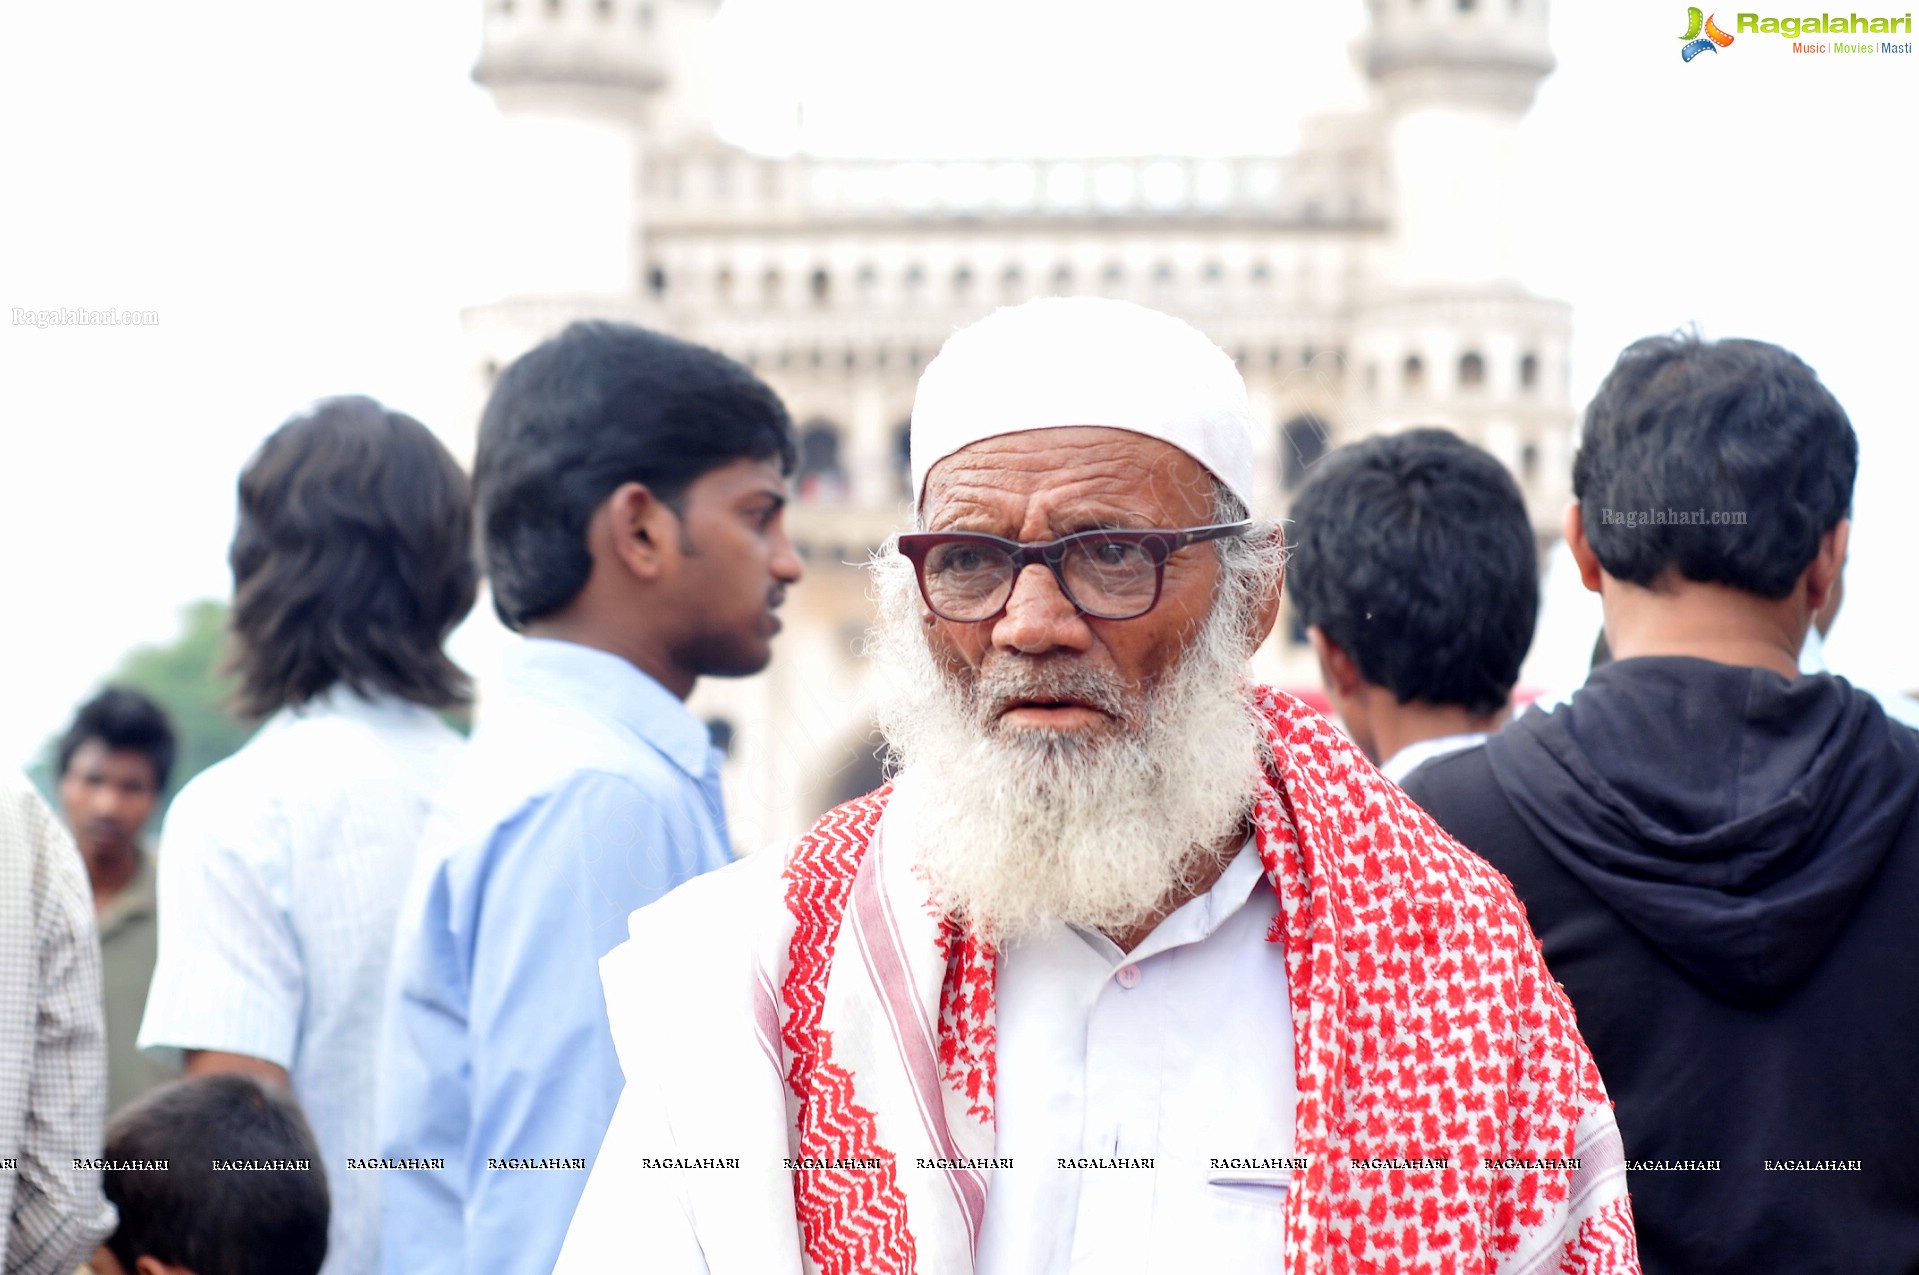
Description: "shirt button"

(1116, 963), (1141, 989)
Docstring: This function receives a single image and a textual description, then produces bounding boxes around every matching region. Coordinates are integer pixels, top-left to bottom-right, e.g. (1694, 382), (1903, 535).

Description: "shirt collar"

(261, 683), (443, 736)
(502, 637), (716, 780)
(1073, 834), (1266, 965)
(1378, 732), (1488, 785)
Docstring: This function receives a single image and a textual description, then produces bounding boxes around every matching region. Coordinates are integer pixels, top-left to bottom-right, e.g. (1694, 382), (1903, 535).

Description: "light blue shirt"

(378, 639), (731, 1275)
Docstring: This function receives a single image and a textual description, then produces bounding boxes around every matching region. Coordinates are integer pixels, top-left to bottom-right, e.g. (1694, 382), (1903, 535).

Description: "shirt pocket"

(1205, 1166), (1292, 1213)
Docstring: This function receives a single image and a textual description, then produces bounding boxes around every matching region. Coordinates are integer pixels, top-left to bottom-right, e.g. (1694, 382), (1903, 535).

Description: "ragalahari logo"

(1680, 7), (1737, 57)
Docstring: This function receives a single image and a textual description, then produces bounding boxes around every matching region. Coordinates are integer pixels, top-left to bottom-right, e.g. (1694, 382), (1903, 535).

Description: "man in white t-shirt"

(139, 395), (478, 1275)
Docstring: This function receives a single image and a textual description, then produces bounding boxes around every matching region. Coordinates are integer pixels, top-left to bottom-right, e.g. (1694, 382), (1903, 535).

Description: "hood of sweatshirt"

(1486, 656), (1919, 1005)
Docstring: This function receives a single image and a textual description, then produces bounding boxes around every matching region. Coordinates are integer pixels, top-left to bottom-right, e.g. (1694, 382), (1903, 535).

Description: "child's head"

(92, 1073), (329, 1275)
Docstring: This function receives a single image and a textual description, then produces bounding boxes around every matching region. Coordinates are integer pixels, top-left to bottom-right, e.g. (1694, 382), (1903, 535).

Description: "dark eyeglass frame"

(897, 520), (1253, 622)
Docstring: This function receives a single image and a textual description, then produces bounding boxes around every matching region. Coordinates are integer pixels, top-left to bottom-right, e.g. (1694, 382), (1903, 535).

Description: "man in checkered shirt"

(0, 772), (116, 1274)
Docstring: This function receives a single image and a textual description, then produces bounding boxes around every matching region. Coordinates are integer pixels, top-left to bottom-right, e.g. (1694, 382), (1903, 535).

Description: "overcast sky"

(2, 0), (1914, 768)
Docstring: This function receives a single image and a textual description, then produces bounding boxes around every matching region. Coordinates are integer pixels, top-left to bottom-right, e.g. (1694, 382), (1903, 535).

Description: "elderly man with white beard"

(557, 298), (1641, 1275)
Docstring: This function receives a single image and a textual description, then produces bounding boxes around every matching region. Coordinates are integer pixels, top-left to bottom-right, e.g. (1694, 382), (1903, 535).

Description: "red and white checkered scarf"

(772, 685), (1639, 1274)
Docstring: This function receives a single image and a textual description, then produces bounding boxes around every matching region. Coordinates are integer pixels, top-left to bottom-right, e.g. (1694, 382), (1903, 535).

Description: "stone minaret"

(1348, 0), (1575, 534)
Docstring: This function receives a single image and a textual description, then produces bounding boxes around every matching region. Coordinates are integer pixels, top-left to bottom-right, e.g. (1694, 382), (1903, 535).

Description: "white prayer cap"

(909, 297), (1256, 514)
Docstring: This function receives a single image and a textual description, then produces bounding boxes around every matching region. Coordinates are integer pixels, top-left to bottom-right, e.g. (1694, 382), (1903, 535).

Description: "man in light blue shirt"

(379, 320), (803, 1275)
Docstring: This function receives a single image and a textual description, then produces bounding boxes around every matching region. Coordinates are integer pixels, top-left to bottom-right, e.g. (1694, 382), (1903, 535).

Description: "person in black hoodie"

(1402, 332), (1919, 1275)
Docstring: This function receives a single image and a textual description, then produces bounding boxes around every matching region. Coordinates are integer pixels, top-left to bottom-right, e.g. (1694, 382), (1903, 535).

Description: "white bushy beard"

(868, 554), (1266, 946)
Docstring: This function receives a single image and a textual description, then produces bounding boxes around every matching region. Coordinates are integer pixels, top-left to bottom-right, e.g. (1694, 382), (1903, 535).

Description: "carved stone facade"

(463, 0), (1570, 847)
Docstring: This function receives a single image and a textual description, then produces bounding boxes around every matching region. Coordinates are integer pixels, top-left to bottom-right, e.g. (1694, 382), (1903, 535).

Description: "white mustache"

(968, 660), (1134, 725)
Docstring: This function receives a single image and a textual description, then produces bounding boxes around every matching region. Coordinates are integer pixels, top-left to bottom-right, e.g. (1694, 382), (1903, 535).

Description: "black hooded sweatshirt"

(1402, 656), (1919, 1275)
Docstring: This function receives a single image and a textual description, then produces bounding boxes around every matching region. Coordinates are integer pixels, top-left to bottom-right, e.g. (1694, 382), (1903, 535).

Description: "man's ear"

(1805, 518), (1850, 620)
(1563, 503), (1604, 593)
(1239, 526), (1287, 650)
(599, 482), (680, 583)
(1307, 626), (1364, 698)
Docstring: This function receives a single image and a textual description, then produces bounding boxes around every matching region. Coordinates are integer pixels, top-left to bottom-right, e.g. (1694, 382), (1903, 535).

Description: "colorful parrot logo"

(1680, 7), (1736, 59)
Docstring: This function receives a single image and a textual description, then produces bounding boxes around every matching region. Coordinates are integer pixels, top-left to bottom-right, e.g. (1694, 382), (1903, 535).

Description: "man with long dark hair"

(139, 396), (477, 1275)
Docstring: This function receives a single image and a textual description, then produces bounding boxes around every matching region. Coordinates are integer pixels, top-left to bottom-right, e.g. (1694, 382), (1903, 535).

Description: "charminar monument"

(457, 0), (1569, 845)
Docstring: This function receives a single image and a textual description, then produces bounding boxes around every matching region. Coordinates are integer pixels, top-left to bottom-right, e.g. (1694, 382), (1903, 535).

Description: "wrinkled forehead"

(909, 298), (1257, 515)
(919, 426), (1223, 531)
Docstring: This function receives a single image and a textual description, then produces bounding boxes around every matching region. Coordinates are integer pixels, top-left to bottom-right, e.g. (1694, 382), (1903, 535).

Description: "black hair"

(1574, 333), (1857, 599)
(476, 320), (797, 630)
(56, 687), (177, 791)
(102, 1074), (329, 1275)
(227, 395), (477, 718)
(1287, 427), (1538, 715)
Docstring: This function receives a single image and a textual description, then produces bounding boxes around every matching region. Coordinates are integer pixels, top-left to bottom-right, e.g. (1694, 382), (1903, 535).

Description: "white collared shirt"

(140, 688), (464, 1275)
(980, 840), (1296, 1274)
(1379, 732), (1489, 786)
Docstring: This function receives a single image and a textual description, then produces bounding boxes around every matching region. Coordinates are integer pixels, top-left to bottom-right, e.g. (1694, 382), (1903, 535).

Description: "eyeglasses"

(897, 521), (1252, 622)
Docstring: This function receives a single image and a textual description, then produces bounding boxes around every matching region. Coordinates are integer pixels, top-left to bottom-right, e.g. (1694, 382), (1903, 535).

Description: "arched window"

(1151, 261), (1175, 290)
(646, 264), (667, 298)
(1280, 415), (1330, 492)
(903, 264), (926, 299)
(796, 421), (849, 504)
(1052, 262), (1075, 290)
(1000, 263), (1024, 296)
(761, 268), (782, 305)
(715, 267), (734, 303)
(1520, 442), (1541, 481)
(1101, 261), (1126, 292)
(856, 263), (878, 296)
(1250, 261), (1272, 287)
(1458, 350), (1486, 389)
(953, 265), (974, 299)
(810, 267), (831, 305)
(1519, 352), (1540, 391)
(1402, 354), (1425, 394)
